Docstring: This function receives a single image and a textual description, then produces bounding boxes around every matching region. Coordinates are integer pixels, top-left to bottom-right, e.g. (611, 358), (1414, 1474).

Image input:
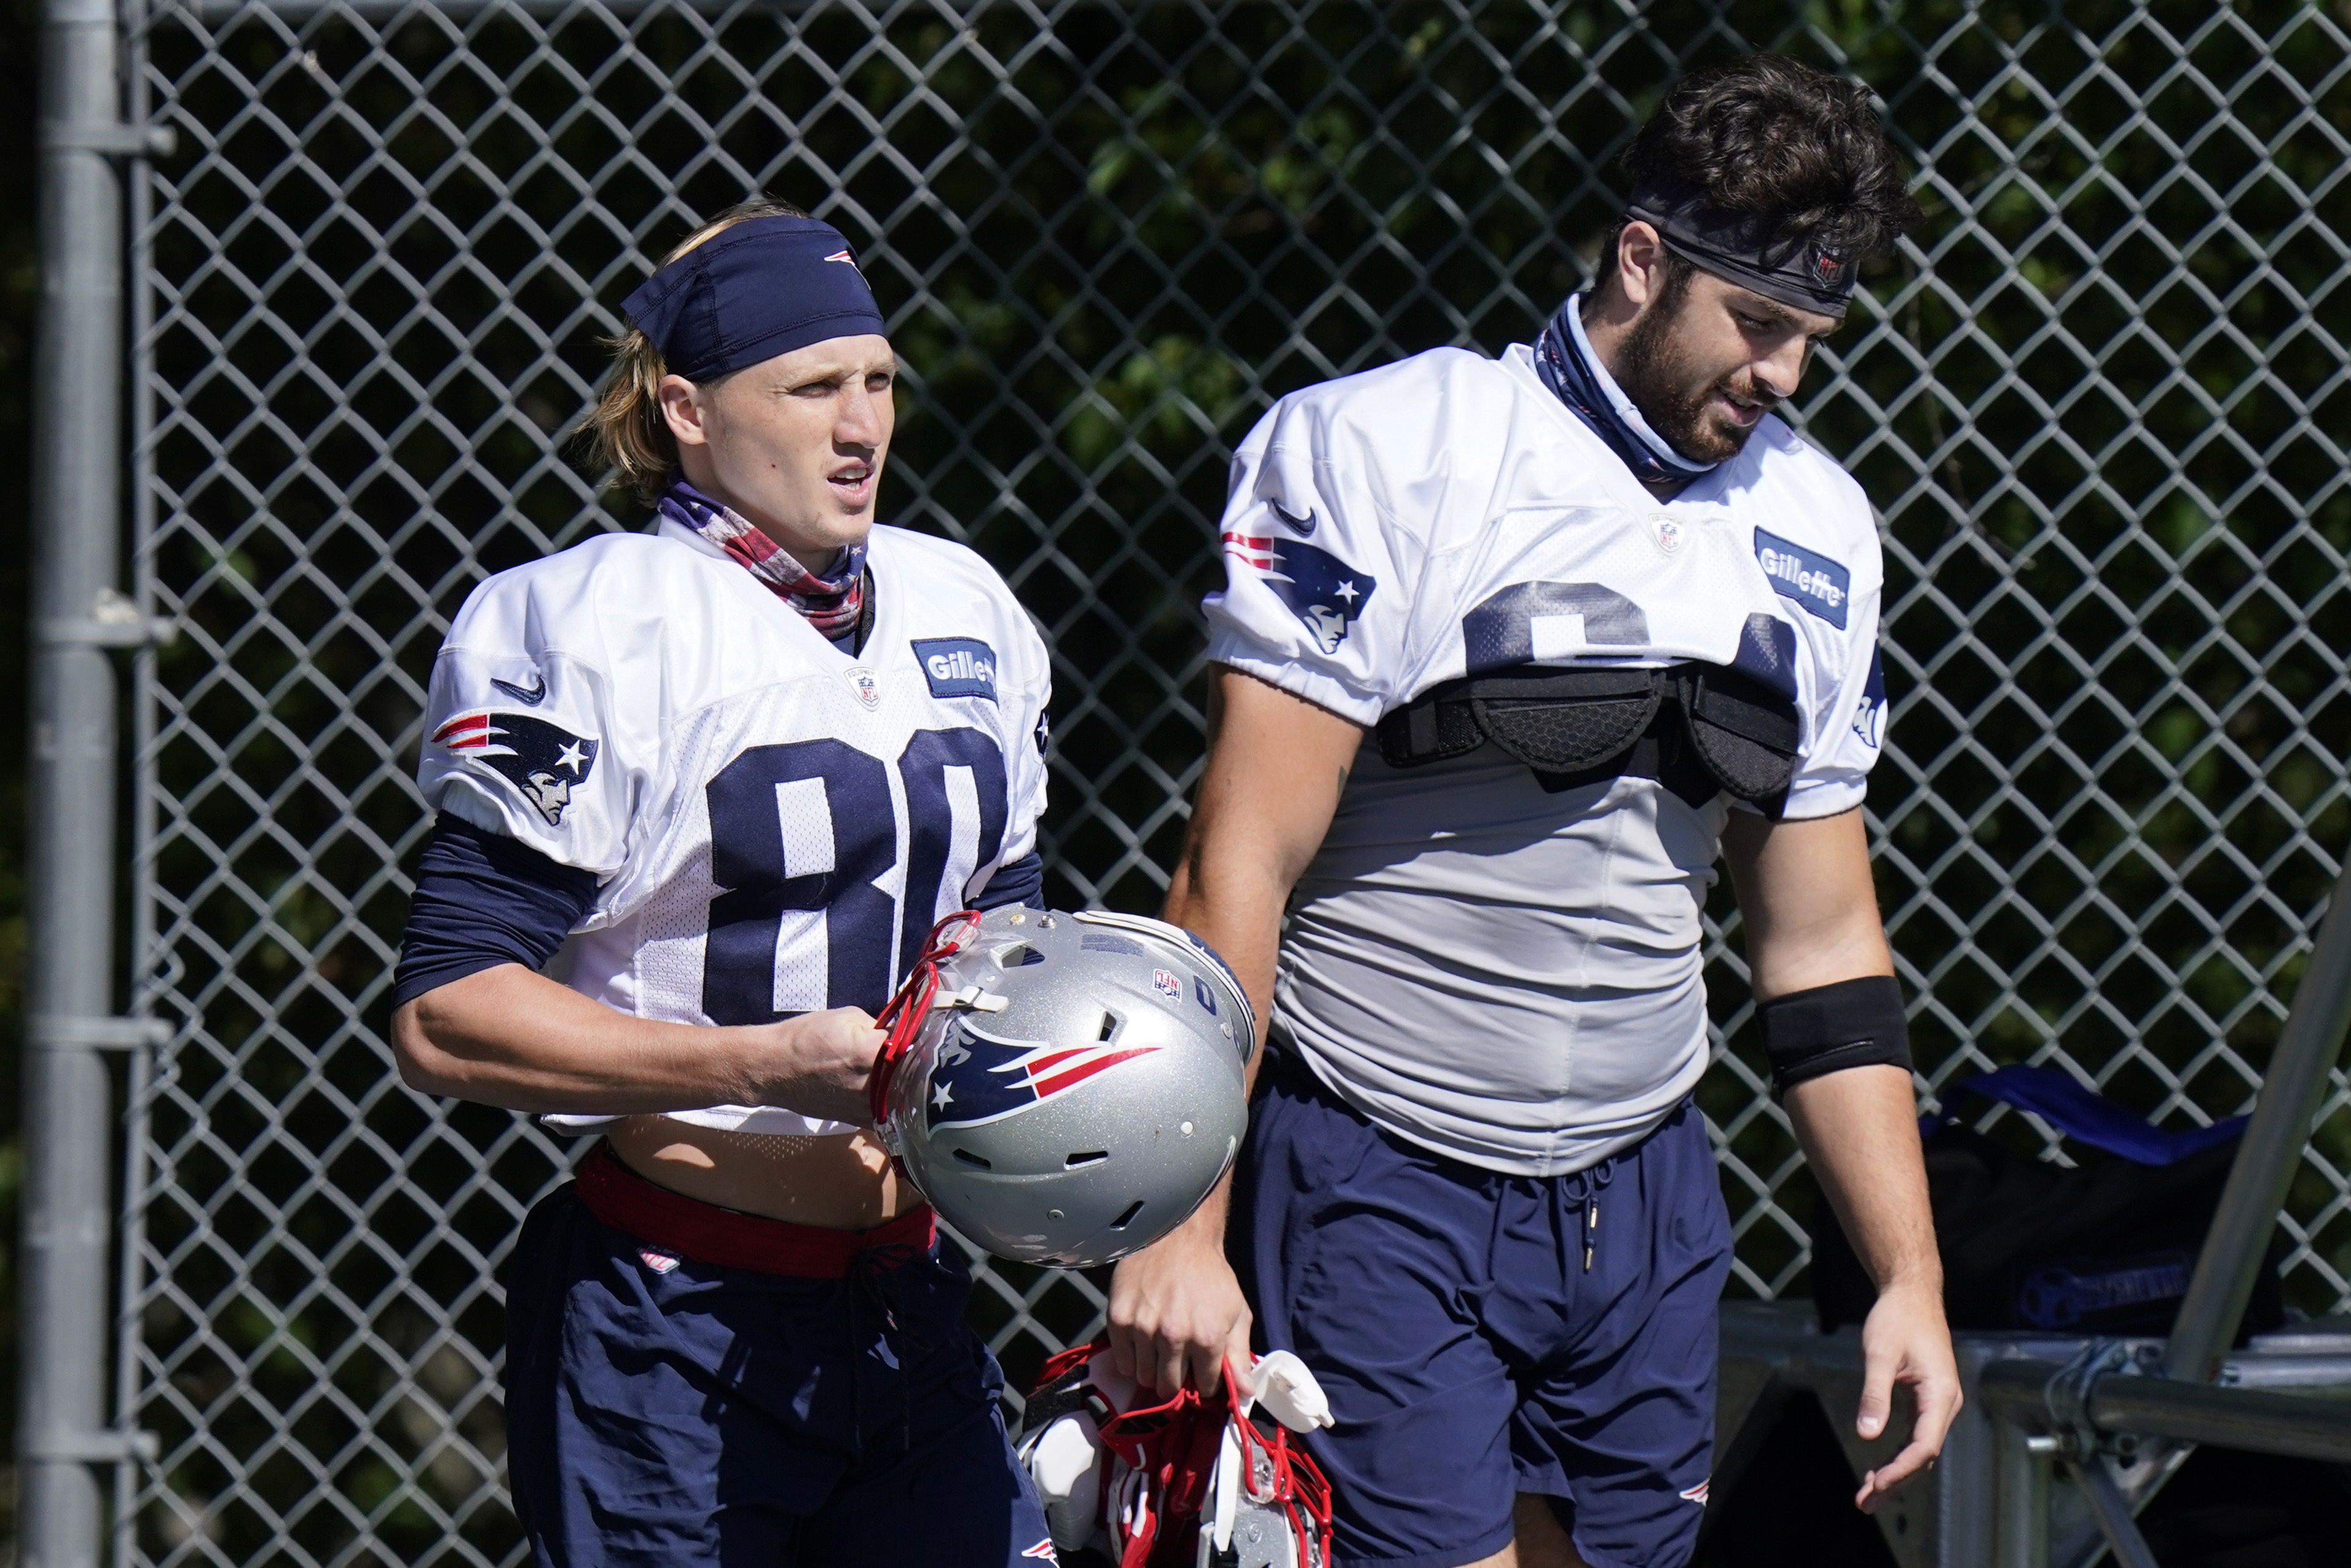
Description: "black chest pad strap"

(1376, 660), (1800, 813)
(1377, 667), (1661, 771)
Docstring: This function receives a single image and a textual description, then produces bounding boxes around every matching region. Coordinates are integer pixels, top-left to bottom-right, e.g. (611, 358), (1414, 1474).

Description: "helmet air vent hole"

(1108, 1199), (1146, 1231)
(1098, 1012), (1119, 1042)
(1002, 945), (1046, 967)
(1065, 1150), (1109, 1168)
(951, 1148), (993, 1170)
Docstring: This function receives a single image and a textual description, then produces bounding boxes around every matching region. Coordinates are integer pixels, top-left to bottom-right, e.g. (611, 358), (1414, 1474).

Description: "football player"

(389, 200), (1058, 1567)
(1107, 56), (1962, 1568)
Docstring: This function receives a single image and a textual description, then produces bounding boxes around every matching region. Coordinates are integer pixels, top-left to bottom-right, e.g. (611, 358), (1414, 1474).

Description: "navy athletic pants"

(502, 1164), (1055, 1567)
(1233, 1057), (1731, 1568)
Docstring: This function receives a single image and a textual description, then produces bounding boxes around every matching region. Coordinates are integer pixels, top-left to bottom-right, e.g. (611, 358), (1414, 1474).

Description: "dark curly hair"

(1620, 54), (1922, 261)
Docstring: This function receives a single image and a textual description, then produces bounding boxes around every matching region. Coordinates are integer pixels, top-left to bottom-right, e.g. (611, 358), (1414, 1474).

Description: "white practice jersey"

(416, 518), (1050, 1138)
(1205, 342), (1887, 1176)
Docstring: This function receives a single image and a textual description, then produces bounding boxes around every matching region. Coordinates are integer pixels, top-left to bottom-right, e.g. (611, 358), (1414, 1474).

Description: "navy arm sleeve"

(971, 850), (1044, 911)
(392, 813), (601, 1009)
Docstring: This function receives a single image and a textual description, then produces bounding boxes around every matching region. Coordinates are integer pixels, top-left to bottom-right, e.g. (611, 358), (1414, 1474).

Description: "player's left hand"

(1851, 1278), (1961, 1511)
(1106, 1209), (1251, 1397)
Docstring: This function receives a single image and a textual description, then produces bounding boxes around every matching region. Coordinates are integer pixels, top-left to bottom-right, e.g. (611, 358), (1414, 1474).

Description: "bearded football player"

(1108, 55), (1961, 1568)
(390, 200), (1058, 1567)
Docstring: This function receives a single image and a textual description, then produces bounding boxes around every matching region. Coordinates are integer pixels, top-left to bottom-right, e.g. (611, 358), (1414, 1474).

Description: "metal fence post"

(18, 0), (129, 1558)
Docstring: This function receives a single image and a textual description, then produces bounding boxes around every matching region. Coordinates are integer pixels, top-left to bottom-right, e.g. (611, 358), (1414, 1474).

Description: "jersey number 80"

(702, 727), (1007, 1025)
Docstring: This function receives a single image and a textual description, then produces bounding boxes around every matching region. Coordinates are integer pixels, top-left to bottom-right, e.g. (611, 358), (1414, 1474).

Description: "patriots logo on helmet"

(433, 710), (599, 826)
(1221, 534), (1377, 655)
(924, 1017), (1160, 1130)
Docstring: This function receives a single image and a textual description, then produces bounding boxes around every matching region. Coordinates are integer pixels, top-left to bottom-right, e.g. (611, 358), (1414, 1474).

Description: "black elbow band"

(1756, 975), (1911, 1092)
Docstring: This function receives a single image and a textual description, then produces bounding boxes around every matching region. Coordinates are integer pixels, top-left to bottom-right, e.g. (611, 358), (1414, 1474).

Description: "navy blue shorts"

(502, 1178), (1055, 1567)
(1232, 1060), (1731, 1568)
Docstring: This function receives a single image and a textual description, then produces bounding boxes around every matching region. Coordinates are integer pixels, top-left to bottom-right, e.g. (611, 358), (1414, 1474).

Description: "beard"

(1613, 274), (1777, 465)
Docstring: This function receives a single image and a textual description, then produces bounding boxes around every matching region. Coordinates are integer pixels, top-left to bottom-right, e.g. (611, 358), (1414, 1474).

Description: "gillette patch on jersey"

(1227, 536), (1376, 655)
(1753, 528), (1850, 629)
(912, 637), (999, 701)
(433, 710), (599, 826)
(924, 1016), (1159, 1129)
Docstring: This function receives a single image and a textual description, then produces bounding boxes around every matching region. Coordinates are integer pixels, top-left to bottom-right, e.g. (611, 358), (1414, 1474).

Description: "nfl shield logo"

(847, 668), (881, 710)
(1152, 969), (1181, 1002)
(1653, 517), (1685, 555)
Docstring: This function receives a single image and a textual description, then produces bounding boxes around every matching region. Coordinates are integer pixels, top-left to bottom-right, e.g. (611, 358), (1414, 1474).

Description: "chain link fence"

(108, 0), (2351, 1562)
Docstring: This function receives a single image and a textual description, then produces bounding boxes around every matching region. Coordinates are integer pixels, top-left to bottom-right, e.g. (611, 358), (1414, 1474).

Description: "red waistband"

(575, 1143), (937, 1278)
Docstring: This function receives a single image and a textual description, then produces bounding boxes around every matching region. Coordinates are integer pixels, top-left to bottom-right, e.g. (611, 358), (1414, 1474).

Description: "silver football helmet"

(870, 906), (1256, 1268)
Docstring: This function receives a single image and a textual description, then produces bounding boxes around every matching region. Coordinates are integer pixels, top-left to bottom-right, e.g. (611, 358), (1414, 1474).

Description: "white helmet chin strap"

(934, 982), (1009, 1013)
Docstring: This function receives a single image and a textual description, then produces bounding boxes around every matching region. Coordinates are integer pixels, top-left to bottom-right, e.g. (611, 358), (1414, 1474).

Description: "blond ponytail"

(578, 197), (811, 505)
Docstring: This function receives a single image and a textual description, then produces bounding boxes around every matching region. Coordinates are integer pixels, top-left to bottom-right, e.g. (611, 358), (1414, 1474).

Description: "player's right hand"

(755, 1007), (885, 1126)
(1106, 1212), (1251, 1396)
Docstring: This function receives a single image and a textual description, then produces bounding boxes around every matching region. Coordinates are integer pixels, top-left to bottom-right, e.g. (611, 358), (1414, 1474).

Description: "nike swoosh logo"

(1270, 500), (1316, 537)
(490, 674), (547, 705)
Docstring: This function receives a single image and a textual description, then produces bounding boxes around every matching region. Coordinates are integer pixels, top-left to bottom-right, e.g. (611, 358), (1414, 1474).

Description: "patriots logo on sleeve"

(924, 1016), (1160, 1130)
(1222, 534), (1376, 655)
(1853, 648), (1887, 749)
(433, 710), (599, 826)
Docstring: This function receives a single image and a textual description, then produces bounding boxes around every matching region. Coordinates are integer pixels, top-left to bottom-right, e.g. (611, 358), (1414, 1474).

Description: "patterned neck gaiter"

(658, 479), (869, 643)
(1532, 293), (1717, 490)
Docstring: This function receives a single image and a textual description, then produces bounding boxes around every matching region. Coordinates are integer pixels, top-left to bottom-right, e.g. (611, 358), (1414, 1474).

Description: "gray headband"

(1624, 181), (1857, 317)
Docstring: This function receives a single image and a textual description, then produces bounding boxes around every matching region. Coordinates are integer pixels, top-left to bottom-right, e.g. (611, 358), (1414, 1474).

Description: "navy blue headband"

(622, 215), (888, 380)
(1624, 181), (1857, 318)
